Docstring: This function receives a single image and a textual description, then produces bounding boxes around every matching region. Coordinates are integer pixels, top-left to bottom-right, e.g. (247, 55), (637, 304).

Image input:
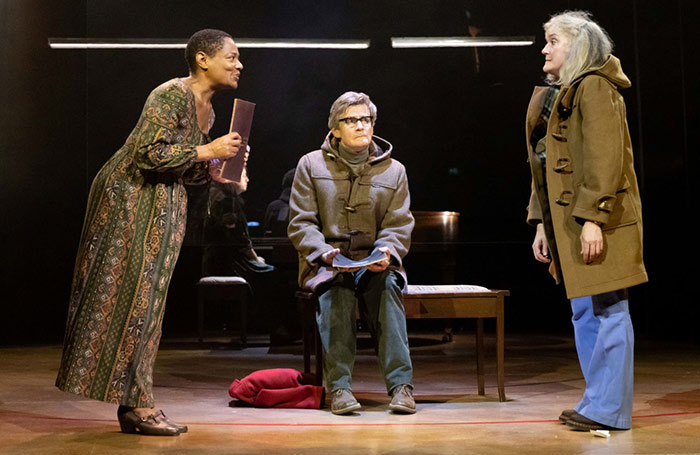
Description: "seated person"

(263, 168), (296, 237)
(203, 161), (297, 345)
(203, 161), (271, 276)
(287, 92), (416, 415)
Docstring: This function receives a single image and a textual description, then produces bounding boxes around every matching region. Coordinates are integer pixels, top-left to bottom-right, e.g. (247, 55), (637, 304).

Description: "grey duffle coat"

(288, 133), (414, 291)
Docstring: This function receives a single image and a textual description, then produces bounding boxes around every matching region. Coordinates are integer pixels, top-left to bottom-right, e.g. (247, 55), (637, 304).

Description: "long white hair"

(544, 11), (613, 86)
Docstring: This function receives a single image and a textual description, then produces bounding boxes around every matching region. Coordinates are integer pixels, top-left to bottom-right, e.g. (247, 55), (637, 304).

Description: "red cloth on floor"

(229, 368), (325, 409)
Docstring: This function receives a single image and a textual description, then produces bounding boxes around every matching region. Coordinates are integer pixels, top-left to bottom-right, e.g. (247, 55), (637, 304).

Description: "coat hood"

(320, 132), (393, 164)
(575, 55), (631, 89)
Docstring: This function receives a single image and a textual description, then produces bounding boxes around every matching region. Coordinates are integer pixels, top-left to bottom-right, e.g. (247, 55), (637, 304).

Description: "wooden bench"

(297, 285), (509, 402)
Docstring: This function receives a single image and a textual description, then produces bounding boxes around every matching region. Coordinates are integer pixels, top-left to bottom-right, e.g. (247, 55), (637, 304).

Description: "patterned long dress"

(56, 78), (210, 407)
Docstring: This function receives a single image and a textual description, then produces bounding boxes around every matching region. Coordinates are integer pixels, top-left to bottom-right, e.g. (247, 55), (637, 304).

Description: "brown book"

(220, 98), (256, 182)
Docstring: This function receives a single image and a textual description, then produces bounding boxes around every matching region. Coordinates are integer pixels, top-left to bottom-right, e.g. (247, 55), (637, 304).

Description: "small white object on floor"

(590, 429), (610, 438)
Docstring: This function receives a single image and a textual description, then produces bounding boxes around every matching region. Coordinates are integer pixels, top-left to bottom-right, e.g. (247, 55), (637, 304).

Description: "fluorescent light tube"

(48, 38), (370, 50)
(391, 36), (534, 48)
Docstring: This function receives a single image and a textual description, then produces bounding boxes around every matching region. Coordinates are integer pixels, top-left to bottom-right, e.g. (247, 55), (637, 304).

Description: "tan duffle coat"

(288, 133), (414, 291)
(526, 56), (648, 299)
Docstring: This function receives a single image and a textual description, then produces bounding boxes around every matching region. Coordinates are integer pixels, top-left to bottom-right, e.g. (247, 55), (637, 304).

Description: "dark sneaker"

(565, 411), (614, 431)
(559, 408), (576, 424)
(388, 384), (416, 414)
(331, 389), (361, 415)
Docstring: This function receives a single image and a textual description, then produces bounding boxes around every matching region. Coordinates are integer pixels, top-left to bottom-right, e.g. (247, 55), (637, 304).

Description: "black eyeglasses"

(338, 116), (374, 126)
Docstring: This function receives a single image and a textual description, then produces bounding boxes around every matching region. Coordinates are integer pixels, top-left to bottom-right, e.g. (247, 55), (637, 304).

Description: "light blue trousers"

(571, 289), (634, 429)
(316, 268), (413, 394)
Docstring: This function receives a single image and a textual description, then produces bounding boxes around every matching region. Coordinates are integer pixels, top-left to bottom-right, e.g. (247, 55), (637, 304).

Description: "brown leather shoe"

(118, 409), (181, 436)
(558, 408), (576, 424)
(565, 411), (613, 431)
(155, 410), (188, 433)
(389, 384), (416, 414)
(330, 388), (361, 415)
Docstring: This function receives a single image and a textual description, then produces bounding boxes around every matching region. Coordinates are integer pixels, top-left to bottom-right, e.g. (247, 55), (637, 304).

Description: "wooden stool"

(197, 276), (251, 347)
(298, 285), (509, 401)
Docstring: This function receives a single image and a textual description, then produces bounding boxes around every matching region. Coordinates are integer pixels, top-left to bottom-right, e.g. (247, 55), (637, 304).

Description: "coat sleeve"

(527, 178), (543, 226)
(373, 164), (414, 265)
(132, 86), (199, 175)
(571, 77), (626, 225)
(287, 154), (333, 265)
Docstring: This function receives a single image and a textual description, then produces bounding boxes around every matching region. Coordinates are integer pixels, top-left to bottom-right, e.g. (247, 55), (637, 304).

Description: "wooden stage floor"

(1, 333), (699, 454)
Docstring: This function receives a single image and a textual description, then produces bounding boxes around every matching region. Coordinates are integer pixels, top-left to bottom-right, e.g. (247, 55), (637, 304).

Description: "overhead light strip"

(48, 38), (370, 50)
(391, 36), (534, 48)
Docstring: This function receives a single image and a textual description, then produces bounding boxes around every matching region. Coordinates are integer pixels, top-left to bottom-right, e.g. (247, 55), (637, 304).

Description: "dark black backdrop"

(1, 0), (696, 346)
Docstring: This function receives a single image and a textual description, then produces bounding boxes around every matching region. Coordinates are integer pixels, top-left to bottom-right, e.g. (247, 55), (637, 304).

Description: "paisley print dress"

(56, 79), (210, 407)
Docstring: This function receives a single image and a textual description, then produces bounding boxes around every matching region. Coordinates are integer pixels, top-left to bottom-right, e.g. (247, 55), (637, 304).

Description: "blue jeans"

(571, 289), (634, 429)
(316, 268), (413, 394)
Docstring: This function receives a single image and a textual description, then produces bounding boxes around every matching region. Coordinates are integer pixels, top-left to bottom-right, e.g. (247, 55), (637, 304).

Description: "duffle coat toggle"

(551, 132), (568, 142)
(555, 191), (573, 206)
(554, 158), (573, 174)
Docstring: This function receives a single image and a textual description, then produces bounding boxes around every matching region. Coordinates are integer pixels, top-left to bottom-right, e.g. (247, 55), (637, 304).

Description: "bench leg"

(496, 301), (506, 402)
(197, 293), (205, 343)
(300, 296), (312, 375)
(314, 317), (323, 387)
(240, 292), (248, 348)
(476, 318), (485, 396)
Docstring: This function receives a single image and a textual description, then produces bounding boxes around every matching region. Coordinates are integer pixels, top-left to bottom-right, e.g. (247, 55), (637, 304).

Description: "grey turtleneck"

(337, 141), (370, 176)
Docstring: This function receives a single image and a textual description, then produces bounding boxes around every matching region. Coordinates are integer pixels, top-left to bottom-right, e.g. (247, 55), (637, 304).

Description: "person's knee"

(379, 270), (403, 293)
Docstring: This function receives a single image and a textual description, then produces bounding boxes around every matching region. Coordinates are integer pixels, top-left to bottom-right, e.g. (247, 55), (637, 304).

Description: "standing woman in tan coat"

(526, 11), (648, 431)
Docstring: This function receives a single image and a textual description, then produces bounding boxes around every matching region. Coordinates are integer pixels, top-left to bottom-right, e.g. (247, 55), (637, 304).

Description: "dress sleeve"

(132, 86), (199, 175)
(183, 161), (211, 186)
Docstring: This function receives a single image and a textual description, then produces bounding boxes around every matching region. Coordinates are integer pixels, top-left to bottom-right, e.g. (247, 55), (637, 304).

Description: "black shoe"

(565, 411), (613, 431)
(558, 408), (576, 424)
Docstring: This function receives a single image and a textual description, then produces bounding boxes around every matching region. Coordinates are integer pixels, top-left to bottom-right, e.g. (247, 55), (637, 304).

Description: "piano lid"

(411, 211), (460, 243)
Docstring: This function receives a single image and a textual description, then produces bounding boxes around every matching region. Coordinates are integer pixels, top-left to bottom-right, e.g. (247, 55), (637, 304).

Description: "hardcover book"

(220, 98), (256, 182)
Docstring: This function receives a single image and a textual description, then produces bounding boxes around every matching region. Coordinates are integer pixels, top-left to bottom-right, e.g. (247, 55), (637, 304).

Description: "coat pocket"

(602, 178), (638, 231)
(310, 174), (349, 195)
(357, 174), (398, 190)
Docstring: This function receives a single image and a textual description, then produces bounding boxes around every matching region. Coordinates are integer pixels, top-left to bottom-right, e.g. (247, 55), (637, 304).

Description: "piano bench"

(297, 286), (509, 402)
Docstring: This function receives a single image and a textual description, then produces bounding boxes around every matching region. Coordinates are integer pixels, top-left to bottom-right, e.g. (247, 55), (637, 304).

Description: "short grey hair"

(327, 91), (377, 129)
(544, 11), (613, 87)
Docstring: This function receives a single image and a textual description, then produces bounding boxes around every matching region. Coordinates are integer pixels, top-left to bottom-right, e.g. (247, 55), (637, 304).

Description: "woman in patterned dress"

(56, 29), (244, 436)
